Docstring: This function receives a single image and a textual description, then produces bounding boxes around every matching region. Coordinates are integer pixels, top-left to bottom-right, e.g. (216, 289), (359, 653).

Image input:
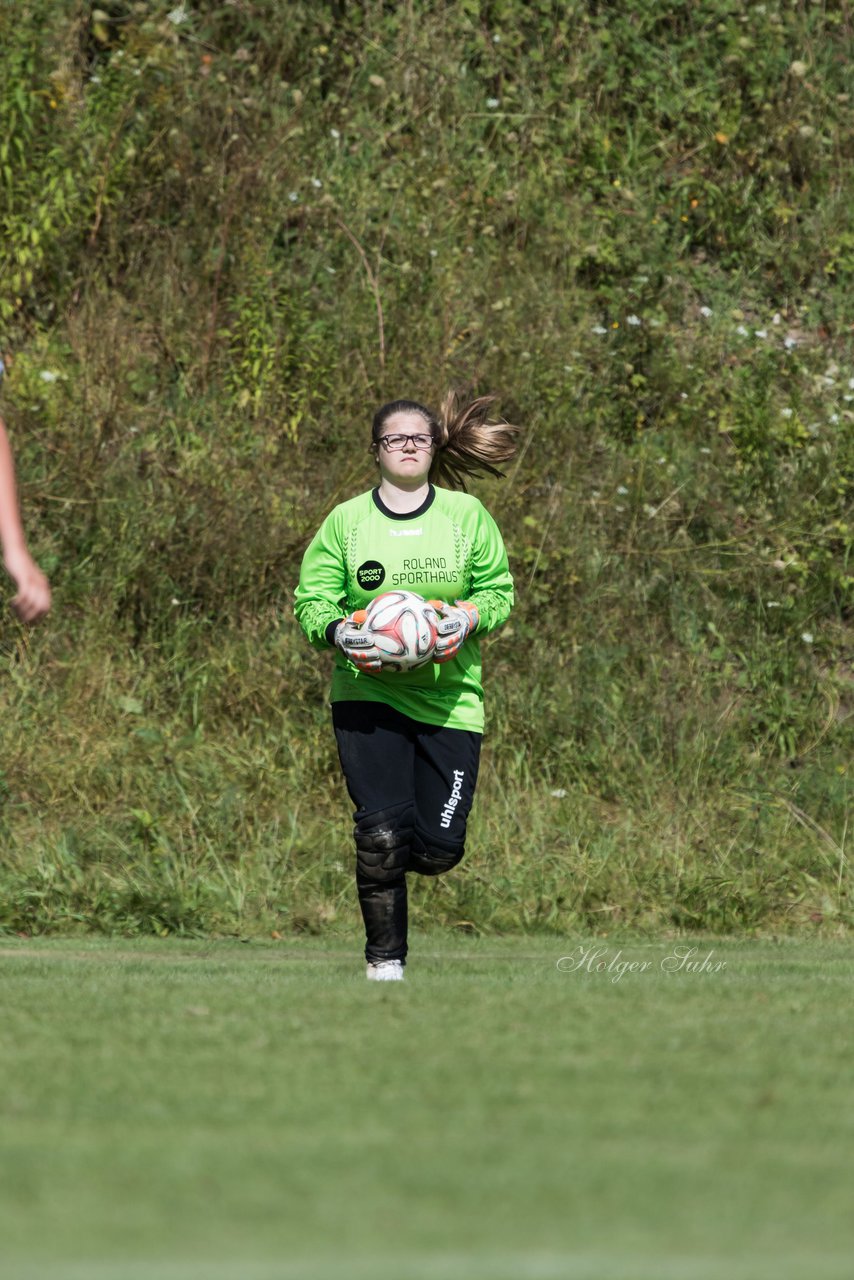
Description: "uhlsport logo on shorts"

(356, 560), (385, 590)
(439, 770), (465, 829)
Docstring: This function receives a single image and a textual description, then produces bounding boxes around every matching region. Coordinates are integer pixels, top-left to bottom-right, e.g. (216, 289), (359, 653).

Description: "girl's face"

(374, 411), (435, 487)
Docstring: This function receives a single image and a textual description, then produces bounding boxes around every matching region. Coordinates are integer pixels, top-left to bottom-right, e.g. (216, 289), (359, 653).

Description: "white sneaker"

(366, 959), (405, 982)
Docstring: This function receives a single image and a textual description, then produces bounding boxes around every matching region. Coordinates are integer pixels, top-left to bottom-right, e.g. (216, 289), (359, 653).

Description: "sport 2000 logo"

(556, 944), (726, 983)
(356, 560), (385, 590)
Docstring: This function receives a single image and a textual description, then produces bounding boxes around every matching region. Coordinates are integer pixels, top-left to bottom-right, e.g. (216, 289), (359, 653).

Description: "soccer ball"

(364, 590), (439, 672)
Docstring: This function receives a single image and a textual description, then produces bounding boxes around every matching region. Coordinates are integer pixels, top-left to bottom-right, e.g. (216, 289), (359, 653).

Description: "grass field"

(1, 934), (852, 1279)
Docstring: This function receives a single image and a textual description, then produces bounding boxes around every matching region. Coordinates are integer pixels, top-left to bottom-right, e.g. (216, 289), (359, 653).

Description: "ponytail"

(429, 391), (519, 491)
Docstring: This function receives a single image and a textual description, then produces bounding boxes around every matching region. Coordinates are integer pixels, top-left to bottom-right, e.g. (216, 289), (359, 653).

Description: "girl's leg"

(410, 725), (482, 877)
(331, 702), (416, 963)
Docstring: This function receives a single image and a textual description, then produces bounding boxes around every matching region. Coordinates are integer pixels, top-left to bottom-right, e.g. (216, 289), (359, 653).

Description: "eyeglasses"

(378, 433), (435, 451)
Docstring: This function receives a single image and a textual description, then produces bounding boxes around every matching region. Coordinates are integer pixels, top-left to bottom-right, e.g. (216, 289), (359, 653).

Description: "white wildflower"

(766, 601), (781, 608)
(736, 325), (749, 336)
(801, 632), (814, 644)
(39, 370), (59, 383)
(486, 98), (500, 108)
(772, 312), (782, 325)
(700, 447), (711, 454)
(311, 177), (322, 188)
(627, 314), (642, 326)
(288, 191), (299, 202)
(429, 249), (438, 257)
(550, 788), (567, 799)
(616, 485), (629, 495)
(699, 306), (713, 318)
(781, 408), (793, 418)
(754, 329), (767, 338)
(784, 336), (798, 349)
(591, 325), (607, 335)
(167, 5), (189, 24)
(330, 128), (340, 139)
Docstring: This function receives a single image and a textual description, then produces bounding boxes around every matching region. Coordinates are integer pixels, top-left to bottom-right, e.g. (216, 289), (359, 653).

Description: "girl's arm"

(465, 501), (514, 634)
(0, 417), (51, 623)
(294, 508), (349, 649)
(432, 503), (512, 663)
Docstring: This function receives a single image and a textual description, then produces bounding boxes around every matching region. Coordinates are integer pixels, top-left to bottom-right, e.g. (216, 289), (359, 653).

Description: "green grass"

(1, 935), (852, 1279)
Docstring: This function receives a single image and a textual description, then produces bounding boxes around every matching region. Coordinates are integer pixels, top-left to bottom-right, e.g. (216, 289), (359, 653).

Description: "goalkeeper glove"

(334, 611), (383, 674)
(429, 600), (479, 664)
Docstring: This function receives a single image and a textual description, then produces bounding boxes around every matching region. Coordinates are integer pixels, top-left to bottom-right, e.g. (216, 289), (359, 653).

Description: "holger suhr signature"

(556, 945), (727, 983)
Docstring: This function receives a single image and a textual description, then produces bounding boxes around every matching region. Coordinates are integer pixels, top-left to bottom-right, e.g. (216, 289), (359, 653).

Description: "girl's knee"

(354, 802), (413, 881)
(409, 827), (465, 877)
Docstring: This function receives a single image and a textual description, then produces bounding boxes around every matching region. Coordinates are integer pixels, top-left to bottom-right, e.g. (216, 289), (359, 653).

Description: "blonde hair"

(371, 392), (519, 492)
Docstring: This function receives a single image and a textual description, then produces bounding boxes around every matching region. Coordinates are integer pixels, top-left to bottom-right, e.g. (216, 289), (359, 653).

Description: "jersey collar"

(372, 484), (436, 521)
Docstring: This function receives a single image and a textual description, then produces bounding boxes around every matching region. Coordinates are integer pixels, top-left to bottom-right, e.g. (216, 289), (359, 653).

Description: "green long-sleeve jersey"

(294, 485), (513, 731)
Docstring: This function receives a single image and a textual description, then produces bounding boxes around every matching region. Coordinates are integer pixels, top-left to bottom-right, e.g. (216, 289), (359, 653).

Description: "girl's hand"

(4, 546), (51, 624)
(334, 613), (383, 674)
(432, 600), (479, 664)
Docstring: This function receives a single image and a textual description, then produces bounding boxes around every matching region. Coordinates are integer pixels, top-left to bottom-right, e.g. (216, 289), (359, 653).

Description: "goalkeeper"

(294, 392), (517, 981)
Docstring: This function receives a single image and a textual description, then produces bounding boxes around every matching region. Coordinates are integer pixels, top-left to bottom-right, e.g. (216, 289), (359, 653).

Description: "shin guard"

(357, 869), (408, 963)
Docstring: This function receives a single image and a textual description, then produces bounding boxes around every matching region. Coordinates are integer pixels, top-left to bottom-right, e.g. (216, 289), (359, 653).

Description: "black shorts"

(331, 700), (482, 849)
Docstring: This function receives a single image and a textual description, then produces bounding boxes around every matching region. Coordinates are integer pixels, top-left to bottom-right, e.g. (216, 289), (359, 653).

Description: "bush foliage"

(1, 0), (851, 936)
